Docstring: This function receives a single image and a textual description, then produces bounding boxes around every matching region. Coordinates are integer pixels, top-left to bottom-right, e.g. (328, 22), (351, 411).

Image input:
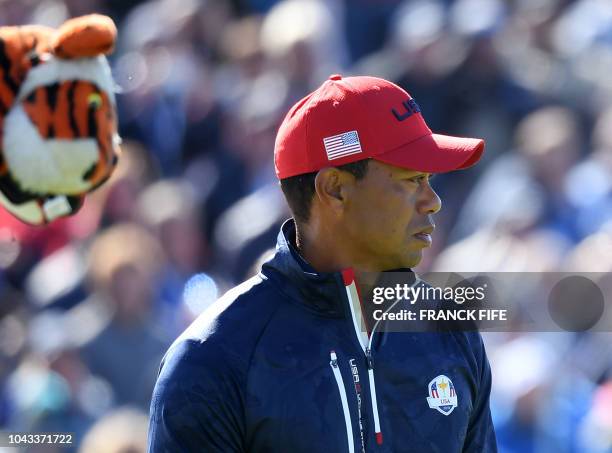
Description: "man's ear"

(313, 168), (354, 214)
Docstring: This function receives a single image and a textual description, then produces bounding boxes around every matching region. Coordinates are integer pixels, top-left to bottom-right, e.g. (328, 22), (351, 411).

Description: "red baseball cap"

(274, 74), (484, 179)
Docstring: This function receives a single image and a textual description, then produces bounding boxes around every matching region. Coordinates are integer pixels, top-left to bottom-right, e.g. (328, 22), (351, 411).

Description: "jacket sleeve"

(148, 339), (246, 452)
(463, 333), (497, 453)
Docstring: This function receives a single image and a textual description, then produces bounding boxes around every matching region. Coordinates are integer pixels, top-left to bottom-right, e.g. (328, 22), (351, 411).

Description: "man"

(148, 75), (497, 452)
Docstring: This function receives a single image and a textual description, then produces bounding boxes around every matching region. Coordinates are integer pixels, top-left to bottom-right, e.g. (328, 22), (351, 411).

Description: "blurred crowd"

(0, 0), (611, 451)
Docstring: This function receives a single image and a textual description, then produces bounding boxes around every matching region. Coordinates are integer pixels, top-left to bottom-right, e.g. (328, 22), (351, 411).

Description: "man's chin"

(399, 250), (423, 269)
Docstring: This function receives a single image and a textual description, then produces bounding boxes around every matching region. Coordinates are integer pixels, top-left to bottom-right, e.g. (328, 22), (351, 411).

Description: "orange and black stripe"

(21, 79), (117, 187)
(0, 79), (118, 204)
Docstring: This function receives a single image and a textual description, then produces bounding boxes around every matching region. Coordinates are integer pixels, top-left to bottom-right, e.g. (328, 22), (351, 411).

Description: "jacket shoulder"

(174, 274), (282, 358)
(149, 275), (284, 451)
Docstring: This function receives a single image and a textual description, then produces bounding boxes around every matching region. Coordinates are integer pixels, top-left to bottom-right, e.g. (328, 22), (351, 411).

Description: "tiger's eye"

(87, 93), (102, 109)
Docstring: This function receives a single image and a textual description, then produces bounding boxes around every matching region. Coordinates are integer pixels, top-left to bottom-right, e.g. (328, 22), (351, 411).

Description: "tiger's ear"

(0, 25), (53, 78)
(52, 14), (117, 59)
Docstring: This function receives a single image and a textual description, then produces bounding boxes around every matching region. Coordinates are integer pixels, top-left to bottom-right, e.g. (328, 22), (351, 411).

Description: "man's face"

(341, 160), (441, 270)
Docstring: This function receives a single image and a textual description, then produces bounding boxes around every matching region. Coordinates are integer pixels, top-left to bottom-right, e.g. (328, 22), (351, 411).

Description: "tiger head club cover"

(0, 14), (120, 225)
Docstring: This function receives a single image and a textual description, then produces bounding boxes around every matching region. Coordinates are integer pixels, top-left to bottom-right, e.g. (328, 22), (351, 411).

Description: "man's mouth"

(413, 225), (435, 245)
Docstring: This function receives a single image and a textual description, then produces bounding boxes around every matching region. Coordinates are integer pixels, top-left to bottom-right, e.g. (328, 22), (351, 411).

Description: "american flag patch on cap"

(323, 130), (362, 160)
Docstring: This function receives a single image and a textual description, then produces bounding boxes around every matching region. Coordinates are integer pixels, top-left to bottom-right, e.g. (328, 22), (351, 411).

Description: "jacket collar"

(261, 219), (417, 318)
(261, 219), (347, 317)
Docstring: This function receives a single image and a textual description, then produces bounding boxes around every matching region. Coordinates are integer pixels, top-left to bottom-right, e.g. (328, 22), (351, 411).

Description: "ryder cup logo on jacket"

(426, 375), (458, 415)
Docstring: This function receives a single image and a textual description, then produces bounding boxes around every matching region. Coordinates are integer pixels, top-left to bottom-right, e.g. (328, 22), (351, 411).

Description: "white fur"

(3, 104), (99, 194)
(18, 55), (116, 106)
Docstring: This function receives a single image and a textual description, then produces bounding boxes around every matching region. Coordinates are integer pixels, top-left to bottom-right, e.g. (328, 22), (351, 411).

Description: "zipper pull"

(365, 347), (373, 370)
(365, 347), (383, 445)
(330, 350), (339, 368)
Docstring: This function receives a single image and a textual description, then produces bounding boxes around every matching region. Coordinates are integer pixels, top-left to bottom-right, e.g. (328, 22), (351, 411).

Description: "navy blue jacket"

(148, 220), (497, 452)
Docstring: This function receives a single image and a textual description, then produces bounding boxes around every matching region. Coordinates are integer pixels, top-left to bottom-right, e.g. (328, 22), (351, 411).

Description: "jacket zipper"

(330, 351), (355, 453)
(342, 269), (421, 446)
(365, 347), (382, 445)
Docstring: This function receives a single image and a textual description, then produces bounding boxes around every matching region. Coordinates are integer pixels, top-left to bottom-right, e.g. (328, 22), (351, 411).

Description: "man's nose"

(417, 182), (442, 215)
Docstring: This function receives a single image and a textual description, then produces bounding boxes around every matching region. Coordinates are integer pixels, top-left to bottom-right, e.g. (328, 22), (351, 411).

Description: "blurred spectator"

(81, 223), (168, 408)
(434, 106), (584, 273)
(578, 381), (612, 453)
(79, 407), (148, 453)
(95, 140), (159, 228)
(212, 182), (289, 281)
(136, 179), (209, 335)
(260, 0), (348, 94)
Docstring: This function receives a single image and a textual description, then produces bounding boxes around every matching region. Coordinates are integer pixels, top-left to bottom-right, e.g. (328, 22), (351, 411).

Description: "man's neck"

(296, 222), (385, 278)
(296, 223), (351, 273)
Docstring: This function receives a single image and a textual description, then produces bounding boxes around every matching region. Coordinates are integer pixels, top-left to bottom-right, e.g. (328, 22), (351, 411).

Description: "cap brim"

(373, 133), (484, 173)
